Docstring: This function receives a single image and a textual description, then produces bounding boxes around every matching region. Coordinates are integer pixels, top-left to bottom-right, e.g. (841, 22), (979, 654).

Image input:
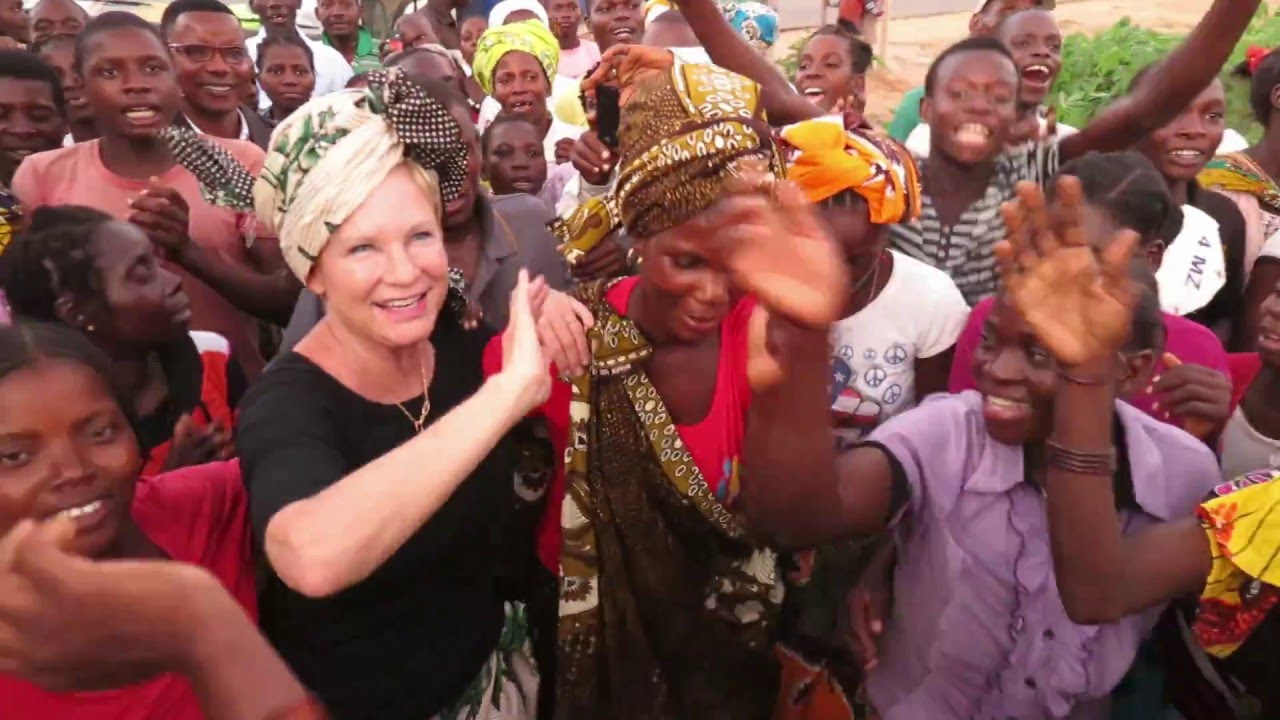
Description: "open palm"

(996, 177), (1140, 368)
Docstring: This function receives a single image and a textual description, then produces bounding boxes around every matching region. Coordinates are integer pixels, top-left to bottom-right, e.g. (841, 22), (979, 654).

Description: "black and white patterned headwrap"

(162, 68), (471, 284)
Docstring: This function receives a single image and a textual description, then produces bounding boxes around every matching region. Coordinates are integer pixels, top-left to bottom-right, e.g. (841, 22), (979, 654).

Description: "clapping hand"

(500, 270), (553, 413)
(129, 180), (192, 260)
(995, 177), (1140, 368)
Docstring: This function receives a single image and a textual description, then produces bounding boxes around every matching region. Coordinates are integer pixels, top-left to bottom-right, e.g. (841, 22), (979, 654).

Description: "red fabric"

(0, 460), (256, 720)
(949, 297), (1231, 426)
(142, 345), (237, 477)
(1227, 352), (1263, 412)
(484, 277), (756, 572)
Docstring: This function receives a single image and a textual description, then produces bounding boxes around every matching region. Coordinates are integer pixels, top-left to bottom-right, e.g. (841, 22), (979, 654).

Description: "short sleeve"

(236, 366), (350, 543)
(10, 155), (43, 209)
(1260, 229), (1280, 262)
(947, 297), (994, 393)
(904, 123), (930, 157)
(886, 87), (924, 141)
(865, 393), (986, 525)
(133, 460), (256, 616)
(916, 270), (970, 358)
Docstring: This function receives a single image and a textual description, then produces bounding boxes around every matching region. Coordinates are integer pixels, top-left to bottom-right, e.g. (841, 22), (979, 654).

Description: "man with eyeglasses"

(29, 0), (87, 45)
(246, 0), (352, 108)
(162, 0), (274, 148)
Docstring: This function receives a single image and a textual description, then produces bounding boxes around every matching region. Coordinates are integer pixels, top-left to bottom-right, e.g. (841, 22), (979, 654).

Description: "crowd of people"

(0, 0), (1278, 717)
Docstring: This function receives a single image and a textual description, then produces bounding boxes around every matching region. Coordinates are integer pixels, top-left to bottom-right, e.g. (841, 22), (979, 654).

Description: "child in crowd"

(483, 113), (565, 208)
(547, 0), (599, 78)
(256, 34), (317, 125)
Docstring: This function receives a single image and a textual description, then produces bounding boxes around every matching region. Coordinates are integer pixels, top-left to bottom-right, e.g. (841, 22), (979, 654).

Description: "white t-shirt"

(829, 251), (969, 448)
(247, 30), (354, 109)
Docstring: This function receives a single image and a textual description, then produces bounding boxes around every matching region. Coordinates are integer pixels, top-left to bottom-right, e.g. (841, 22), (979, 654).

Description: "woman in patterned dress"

(496, 45), (849, 718)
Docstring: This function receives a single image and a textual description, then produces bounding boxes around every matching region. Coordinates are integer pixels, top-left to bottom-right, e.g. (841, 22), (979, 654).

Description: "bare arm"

(1044, 377), (1212, 625)
(1060, 0), (1260, 161)
(264, 276), (549, 598)
(740, 313), (897, 546)
(674, 0), (825, 124)
(174, 238), (302, 328)
(265, 372), (534, 597)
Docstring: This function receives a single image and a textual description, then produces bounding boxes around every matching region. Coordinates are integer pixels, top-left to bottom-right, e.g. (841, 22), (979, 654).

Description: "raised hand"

(705, 166), (849, 327)
(995, 177), (1140, 368)
(581, 45), (675, 108)
(499, 270), (553, 413)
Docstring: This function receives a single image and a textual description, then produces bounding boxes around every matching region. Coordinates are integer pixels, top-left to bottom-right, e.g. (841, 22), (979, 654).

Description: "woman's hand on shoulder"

(497, 270), (554, 414)
(534, 287), (594, 378)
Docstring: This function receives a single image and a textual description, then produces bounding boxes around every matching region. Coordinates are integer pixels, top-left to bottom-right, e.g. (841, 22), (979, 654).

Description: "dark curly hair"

(0, 205), (116, 323)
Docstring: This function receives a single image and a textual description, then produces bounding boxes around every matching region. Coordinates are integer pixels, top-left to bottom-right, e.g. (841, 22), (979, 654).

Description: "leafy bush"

(1051, 5), (1280, 144)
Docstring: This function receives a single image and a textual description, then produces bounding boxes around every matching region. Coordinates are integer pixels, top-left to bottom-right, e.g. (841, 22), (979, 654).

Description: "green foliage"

(1050, 5), (1280, 144)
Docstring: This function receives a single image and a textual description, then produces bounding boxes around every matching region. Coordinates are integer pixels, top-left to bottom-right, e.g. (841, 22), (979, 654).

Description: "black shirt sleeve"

(236, 357), (351, 543)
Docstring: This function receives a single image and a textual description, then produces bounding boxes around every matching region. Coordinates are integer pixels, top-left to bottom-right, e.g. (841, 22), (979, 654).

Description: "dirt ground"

(777, 0), (1216, 123)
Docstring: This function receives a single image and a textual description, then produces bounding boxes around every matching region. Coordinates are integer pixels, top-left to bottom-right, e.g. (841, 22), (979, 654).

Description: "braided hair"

(0, 205), (115, 323)
(1050, 151), (1185, 247)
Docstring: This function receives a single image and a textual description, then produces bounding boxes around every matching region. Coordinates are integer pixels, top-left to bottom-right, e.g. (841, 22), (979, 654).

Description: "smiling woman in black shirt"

(231, 72), (550, 719)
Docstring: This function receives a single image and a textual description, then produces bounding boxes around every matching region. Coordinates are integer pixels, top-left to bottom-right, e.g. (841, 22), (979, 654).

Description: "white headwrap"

(488, 0), (549, 27)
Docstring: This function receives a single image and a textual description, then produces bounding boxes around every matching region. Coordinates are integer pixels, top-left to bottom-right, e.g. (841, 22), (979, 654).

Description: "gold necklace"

(394, 354), (431, 433)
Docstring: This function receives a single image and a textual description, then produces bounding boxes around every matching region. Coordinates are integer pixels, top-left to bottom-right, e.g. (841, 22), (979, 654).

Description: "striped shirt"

(890, 140), (1060, 305)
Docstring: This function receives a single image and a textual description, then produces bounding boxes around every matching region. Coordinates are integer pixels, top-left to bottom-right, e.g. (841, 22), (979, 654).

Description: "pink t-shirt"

(949, 297), (1231, 425)
(12, 139), (268, 378)
(558, 39), (601, 79)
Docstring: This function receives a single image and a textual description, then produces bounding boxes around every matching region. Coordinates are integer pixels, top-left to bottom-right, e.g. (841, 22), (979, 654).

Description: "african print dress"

(1183, 468), (1280, 715)
(556, 279), (784, 720)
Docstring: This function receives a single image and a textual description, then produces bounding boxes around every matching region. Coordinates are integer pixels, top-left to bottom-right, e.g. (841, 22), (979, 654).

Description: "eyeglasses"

(167, 43), (249, 65)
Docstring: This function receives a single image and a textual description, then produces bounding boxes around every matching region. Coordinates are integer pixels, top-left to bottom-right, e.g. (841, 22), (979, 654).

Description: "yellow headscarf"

(553, 46), (782, 259)
(471, 19), (560, 96)
(779, 118), (921, 225)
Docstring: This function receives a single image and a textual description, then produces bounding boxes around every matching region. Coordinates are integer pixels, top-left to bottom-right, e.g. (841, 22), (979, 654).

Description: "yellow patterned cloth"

(471, 19), (560, 96)
(552, 48), (781, 262)
(779, 118), (922, 224)
(557, 279), (783, 717)
(1194, 469), (1280, 659)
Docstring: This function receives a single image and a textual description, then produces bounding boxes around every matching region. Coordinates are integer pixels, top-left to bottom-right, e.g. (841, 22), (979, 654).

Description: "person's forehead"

(33, 0), (86, 20)
(0, 78), (57, 103)
(172, 10), (245, 37)
(84, 27), (167, 61)
(937, 48), (1017, 83)
(488, 121), (539, 144)
(999, 8), (1057, 36)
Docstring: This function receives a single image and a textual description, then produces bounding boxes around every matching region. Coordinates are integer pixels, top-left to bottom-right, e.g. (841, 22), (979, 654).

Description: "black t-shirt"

(236, 316), (512, 720)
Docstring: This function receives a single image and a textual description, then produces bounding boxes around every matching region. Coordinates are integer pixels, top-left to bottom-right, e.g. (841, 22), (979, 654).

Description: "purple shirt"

(865, 391), (1219, 719)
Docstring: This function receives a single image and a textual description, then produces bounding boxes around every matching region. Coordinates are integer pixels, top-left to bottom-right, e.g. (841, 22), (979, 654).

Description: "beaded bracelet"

(1046, 440), (1117, 475)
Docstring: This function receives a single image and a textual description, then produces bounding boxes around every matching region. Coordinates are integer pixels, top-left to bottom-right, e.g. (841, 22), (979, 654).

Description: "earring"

(85, 323), (95, 333)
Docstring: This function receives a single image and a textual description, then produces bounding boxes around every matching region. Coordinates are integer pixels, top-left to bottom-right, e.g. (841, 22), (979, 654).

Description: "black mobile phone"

(596, 85), (621, 150)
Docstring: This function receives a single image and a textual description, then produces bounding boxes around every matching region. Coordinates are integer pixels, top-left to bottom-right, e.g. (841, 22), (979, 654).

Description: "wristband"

(1046, 440), (1117, 475)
